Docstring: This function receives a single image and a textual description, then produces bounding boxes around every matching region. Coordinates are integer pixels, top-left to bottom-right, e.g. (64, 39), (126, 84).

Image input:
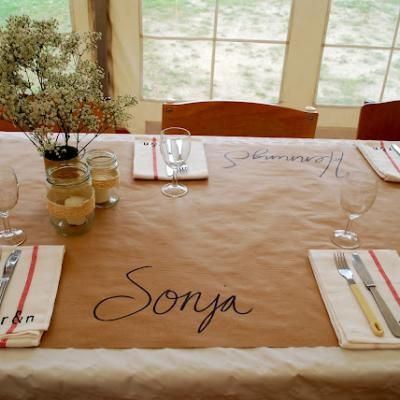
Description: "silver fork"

(334, 252), (384, 337)
(177, 164), (188, 175)
(175, 139), (188, 175)
(165, 164), (187, 177)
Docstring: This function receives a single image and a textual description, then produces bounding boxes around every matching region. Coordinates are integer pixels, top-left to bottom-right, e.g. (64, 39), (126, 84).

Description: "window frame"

(139, 0), (293, 103)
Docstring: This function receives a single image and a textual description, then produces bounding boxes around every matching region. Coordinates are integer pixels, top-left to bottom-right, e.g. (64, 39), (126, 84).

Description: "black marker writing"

(93, 266), (253, 333)
(223, 147), (344, 178)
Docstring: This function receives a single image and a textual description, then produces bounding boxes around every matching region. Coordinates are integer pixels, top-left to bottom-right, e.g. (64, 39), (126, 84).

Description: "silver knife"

(0, 249), (22, 308)
(391, 144), (400, 157)
(352, 253), (400, 337)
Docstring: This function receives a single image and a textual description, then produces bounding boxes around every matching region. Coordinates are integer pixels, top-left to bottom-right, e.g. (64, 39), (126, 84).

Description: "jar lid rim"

(86, 149), (118, 166)
(46, 162), (90, 186)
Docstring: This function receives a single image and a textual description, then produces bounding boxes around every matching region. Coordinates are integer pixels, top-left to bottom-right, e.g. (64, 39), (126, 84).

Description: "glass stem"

(344, 217), (352, 234)
(172, 167), (178, 187)
(0, 211), (11, 233)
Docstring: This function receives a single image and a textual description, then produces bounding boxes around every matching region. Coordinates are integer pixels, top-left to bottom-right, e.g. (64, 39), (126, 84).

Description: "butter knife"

(0, 249), (22, 308)
(391, 144), (400, 157)
(352, 253), (400, 337)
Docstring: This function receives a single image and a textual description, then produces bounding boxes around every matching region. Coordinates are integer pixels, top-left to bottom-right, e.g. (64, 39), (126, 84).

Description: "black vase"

(43, 145), (80, 174)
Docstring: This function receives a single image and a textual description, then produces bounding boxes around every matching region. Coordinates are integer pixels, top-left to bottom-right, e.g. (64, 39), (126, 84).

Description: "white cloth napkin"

(0, 245), (65, 348)
(357, 141), (400, 182)
(309, 249), (400, 349)
(133, 135), (208, 180)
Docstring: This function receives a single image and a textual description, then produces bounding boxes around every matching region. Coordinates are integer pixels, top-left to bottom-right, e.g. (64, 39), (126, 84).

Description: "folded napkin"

(309, 249), (400, 349)
(133, 135), (208, 180)
(0, 245), (65, 348)
(357, 141), (400, 182)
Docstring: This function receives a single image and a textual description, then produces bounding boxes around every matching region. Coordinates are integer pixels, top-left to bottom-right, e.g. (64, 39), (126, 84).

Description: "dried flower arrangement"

(0, 15), (137, 161)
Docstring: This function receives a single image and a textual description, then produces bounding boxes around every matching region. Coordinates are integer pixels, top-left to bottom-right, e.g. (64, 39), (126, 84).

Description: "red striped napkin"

(357, 141), (400, 182)
(309, 249), (400, 349)
(133, 135), (208, 180)
(0, 245), (65, 348)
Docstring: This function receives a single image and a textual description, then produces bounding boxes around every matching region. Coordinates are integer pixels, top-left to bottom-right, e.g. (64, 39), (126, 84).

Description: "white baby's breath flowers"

(0, 15), (137, 160)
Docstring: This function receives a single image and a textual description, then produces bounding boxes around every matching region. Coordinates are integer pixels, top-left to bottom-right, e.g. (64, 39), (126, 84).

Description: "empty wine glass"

(0, 166), (26, 246)
(159, 127), (191, 198)
(331, 170), (377, 249)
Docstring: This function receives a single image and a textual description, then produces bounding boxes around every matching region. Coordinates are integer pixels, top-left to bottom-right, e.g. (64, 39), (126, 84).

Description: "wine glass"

(159, 127), (191, 198)
(331, 170), (377, 249)
(0, 166), (26, 246)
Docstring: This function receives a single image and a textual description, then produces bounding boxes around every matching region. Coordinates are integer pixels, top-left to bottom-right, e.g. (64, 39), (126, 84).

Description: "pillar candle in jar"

(93, 176), (111, 204)
(64, 196), (87, 225)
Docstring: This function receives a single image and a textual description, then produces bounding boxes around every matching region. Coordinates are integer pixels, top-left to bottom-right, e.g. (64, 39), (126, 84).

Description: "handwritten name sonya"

(93, 266), (253, 333)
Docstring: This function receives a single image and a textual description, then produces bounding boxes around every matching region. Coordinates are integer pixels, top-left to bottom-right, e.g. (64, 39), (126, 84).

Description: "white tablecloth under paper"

(1, 347), (400, 400)
(1, 133), (400, 400)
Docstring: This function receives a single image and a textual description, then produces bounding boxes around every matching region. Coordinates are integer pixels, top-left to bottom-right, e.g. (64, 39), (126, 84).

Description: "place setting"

(132, 127), (209, 197)
(357, 140), (400, 182)
(309, 168), (400, 349)
(0, 245), (65, 348)
(0, 165), (66, 348)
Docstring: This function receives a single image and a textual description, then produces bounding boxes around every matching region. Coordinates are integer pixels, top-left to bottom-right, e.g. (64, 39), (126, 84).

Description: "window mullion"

(209, 0), (219, 99)
(380, 7), (400, 101)
(280, 0), (330, 108)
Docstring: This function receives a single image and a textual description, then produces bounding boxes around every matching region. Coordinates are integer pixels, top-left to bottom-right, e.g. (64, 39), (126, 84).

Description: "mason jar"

(46, 162), (95, 236)
(86, 149), (120, 208)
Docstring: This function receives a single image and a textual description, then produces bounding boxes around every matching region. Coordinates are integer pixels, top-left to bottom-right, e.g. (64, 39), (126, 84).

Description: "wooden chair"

(162, 101), (318, 138)
(0, 118), (130, 134)
(357, 100), (400, 141)
(0, 106), (130, 134)
(0, 118), (20, 132)
(0, 98), (131, 134)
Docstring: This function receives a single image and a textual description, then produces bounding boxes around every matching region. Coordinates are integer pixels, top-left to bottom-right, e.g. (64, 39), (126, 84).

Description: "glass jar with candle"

(86, 149), (120, 208)
(46, 162), (95, 236)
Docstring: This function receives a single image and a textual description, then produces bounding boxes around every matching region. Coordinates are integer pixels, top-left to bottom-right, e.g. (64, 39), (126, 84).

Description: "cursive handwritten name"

(93, 266), (253, 333)
(223, 147), (344, 178)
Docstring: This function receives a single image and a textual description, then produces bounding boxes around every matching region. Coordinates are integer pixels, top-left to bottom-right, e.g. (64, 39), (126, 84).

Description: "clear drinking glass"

(159, 127), (191, 198)
(0, 166), (26, 246)
(331, 170), (378, 249)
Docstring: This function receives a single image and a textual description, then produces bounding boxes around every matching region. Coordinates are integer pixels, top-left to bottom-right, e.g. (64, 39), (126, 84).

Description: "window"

(317, 0), (400, 106)
(140, 1), (400, 107)
(0, 0), (71, 31)
(83, 1), (400, 133)
(141, 0), (292, 102)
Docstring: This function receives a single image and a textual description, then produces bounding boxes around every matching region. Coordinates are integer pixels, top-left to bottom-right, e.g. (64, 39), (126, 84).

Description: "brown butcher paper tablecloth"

(2, 134), (400, 348)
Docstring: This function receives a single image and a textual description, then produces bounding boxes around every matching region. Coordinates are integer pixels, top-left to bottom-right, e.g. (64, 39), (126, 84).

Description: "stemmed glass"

(159, 127), (191, 198)
(0, 166), (26, 246)
(331, 170), (377, 249)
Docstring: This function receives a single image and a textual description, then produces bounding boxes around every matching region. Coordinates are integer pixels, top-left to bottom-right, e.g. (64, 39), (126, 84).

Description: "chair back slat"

(162, 101), (318, 138)
(0, 102), (130, 134)
(0, 119), (20, 132)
